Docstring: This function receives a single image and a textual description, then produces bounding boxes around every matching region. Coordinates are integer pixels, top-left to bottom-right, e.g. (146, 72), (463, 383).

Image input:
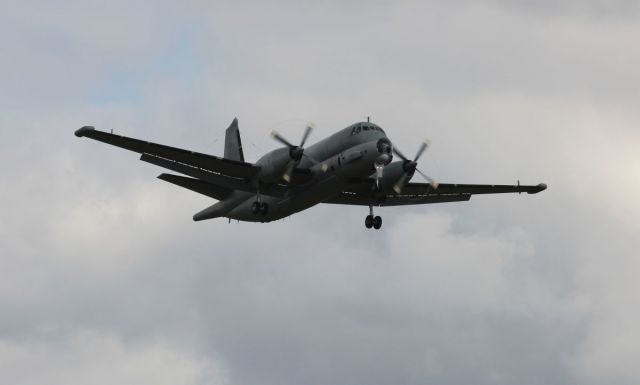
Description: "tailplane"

(224, 118), (244, 162)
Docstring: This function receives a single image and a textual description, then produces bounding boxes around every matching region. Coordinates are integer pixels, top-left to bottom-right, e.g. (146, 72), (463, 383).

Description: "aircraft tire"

(251, 201), (261, 215)
(365, 215), (373, 228)
(373, 216), (382, 229)
(260, 202), (269, 216)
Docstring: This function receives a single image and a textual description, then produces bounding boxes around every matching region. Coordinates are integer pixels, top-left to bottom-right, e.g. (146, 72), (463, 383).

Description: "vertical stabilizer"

(224, 118), (244, 162)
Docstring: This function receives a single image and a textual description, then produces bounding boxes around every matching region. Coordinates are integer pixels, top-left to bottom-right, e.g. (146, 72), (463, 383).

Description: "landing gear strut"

(251, 186), (269, 216)
(365, 205), (382, 230)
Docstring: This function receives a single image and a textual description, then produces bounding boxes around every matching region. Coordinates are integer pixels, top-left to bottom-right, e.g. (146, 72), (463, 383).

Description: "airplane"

(74, 118), (546, 229)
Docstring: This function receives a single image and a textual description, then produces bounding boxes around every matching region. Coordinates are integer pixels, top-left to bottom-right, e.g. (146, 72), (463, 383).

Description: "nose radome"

(376, 138), (393, 154)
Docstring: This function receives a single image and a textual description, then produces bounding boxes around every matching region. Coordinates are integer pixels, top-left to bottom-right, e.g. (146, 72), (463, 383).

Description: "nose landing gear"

(365, 205), (382, 230)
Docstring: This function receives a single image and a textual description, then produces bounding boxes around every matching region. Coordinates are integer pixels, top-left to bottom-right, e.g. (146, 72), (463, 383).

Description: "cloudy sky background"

(1, 1), (639, 384)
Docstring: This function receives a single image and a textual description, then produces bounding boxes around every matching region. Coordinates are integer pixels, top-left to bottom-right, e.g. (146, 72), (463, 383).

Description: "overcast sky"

(1, 1), (639, 384)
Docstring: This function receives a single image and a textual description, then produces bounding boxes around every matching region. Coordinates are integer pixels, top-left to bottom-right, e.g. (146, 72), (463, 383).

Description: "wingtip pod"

(74, 126), (95, 137)
(528, 183), (548, 194)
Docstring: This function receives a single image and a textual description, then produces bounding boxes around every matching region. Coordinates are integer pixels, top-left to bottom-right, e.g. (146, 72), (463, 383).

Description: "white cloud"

(0, 331), (226, 385)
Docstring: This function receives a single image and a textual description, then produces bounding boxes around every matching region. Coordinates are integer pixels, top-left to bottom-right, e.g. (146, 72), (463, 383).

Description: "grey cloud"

(1, 1), (639, 385)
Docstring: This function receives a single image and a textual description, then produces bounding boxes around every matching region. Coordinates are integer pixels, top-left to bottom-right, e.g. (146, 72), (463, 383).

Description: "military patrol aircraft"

(75, 119), (546, 229)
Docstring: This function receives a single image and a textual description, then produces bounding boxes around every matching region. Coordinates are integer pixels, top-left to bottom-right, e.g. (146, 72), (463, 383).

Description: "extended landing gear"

(251, 201), (268, 216)
(365, 205), (382, 230)
(365, 215), (382, 229)
(251, 187), (269, 216)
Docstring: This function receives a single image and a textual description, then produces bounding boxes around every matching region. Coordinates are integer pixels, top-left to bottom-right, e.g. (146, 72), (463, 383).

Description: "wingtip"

(74, 126), (95, 137)
(528, 183), (548, 194)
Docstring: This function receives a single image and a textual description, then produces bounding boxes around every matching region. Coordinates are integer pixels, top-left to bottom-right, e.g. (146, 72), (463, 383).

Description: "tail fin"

(224, 118), (244, 162)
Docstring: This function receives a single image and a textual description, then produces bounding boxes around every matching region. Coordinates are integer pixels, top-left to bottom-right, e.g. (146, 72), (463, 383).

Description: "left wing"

(75, 126), (260, 179)
(323, 181), (547, 206)
(75, 126), (312, 197)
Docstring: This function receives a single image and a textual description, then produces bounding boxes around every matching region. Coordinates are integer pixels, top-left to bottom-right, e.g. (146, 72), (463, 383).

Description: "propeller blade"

(282, 160), (296, 183)
(413, 140), (430, 162)
(300, 125), (313, 147)
(416, 168), (438, 189)
(393, 173), (408, 194)
(302, 153), (319, 165)
(271, 131), (294, 148)
(393, 147), (409, 162)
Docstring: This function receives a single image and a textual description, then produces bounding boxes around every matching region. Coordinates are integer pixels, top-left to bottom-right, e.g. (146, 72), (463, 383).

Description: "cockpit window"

(350, 123), (386, 136)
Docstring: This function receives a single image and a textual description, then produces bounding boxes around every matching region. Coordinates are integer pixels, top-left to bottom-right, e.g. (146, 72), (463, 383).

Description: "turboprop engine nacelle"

(373, 161), (409, 192)
(256, 147), (295, 183)
(264, 125), (314, 183)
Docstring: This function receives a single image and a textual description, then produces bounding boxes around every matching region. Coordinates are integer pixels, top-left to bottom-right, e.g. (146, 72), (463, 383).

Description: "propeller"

(271, 124), (314, 182)
(392, 140), (438, 193)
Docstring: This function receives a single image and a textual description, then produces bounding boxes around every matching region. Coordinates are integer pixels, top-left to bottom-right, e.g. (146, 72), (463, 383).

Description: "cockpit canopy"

(349, 122), (386, 136)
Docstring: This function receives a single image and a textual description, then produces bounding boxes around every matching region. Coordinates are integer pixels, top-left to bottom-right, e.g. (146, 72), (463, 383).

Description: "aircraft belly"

(226, 174), (348, 223)
(278, 174), (345, 214)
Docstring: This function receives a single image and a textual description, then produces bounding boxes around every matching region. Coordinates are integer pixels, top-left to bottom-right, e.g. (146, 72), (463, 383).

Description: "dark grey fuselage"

(220, 124), (390, 222)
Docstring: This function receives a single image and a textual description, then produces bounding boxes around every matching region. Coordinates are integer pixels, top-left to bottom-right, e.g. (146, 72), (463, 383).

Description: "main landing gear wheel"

(365, 215), (373, 228)
(251, 201), (269, 216)
(373, 216), (382, 229)
(365, 205), (382, 230)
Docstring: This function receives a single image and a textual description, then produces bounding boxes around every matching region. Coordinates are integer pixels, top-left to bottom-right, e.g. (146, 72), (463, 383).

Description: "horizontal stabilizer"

(157, 173), (232, 201)
(193, 202), (230, 221)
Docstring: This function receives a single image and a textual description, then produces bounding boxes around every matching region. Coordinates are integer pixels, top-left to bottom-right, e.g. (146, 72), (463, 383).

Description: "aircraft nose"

(377, 138), (393, 154)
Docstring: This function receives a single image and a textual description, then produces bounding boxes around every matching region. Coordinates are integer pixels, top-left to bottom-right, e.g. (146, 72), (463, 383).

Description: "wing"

(323, 181), (547, 206)
(74, 126), (309, 197)
(75, 126), (259, 178)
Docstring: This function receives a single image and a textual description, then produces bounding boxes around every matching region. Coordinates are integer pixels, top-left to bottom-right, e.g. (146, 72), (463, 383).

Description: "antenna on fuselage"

(367, 116), (370, 123)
